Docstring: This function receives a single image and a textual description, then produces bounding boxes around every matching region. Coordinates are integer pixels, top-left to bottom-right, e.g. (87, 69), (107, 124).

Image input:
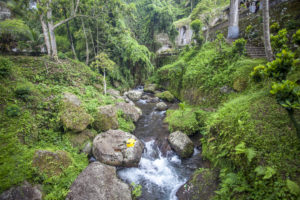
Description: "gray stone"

(126, 90), (143, 101)
(61, 103), (93, 133)
(220, 85), (234, 94)
(176, 168), (218, 200)
(63, 92), (81, 106)
(66, 162), (132, 200)
(0, 182), (42, 200)
(168, 131), (194, 158)
(156, 102), (168, 111)
(92, 105), (118, 132)
(82, 142), (92, 155)
(115, 102), (142, 122)
(144, 84), (157, 93)
(93, 130), (144, 167)
(107, 88), (121, 99)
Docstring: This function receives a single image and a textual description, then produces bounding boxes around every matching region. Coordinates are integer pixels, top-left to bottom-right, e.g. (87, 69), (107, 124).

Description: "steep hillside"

(0, 56), (135, 199)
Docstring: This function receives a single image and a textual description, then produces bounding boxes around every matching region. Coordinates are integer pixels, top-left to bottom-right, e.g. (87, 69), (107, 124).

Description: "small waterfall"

(118, 140), (186, 200)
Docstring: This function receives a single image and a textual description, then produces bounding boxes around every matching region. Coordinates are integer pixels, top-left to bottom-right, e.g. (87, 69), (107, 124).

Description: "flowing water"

(117, 89), (203, 200)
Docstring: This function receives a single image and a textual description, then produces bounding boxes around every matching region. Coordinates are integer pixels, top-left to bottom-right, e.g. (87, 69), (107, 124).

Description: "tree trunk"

(39, 14), (51, 56)
(206, 26), (210, 42)
(63, 8), (77, 59)
(228, 0), (239, 39)
(81, 19), (89, 65)
(47, 1), (58, 58)
(262, 0), (274, 61)
(103, 68), (107, 96)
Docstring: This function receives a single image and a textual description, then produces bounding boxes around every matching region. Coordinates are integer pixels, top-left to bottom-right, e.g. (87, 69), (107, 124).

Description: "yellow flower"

(126, 138), (136, 148)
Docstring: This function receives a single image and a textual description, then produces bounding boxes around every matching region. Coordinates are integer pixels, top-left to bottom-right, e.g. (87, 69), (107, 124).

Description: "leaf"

(263, 167), (276, 179)
(235, 142), (246, 154)
(286, 179), (300, 195)
(245, 148), (256, 163)
(254, 166), (265, 176)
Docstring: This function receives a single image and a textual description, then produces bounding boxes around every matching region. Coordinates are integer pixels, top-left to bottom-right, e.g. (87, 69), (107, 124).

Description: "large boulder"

(32, 150), (72, 176)
(67, 129), (96, 154)
(0, 181), (42, 200)
(126, 90), (143, 101)
(66, 162), (132, 200)
(144, 84), (157, 93)
(155, 91), (175, 102)
(93, 129), (144, 167)
(176, 168), (218, 200)
(156, 102), (168, 111)
(168, 131), (194, 158)
(61, 103), (93, 133)
(107, 88), (121, 99)
(115, 102), (142, 122)
(92, 105), (118, 132)
(63, 92), (81, 106)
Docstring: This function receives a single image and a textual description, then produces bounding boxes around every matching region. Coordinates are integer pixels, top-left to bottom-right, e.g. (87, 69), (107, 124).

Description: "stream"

(117, 89), (203, 200)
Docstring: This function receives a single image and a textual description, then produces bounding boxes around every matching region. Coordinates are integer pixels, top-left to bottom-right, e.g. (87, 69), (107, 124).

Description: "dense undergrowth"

(0, 56), (134, 199)
(156, 37), (300, 199)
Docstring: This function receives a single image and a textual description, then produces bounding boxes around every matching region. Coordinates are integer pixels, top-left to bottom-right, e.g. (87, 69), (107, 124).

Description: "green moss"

(165, 107), (207, 136)
(117, 111), (135, 133)
(155, 91), (175, 102)
(202, 90), (300, 199)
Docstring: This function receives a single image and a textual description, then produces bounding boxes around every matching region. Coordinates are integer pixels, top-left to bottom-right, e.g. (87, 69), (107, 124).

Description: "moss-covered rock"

(92, 105), (118, 132)
(32, 150), (72, 176)
(176, 168), (218, 200)
(61, 103), (94, 133)
(155, 91), (175, 102)
(144, 83), (157, 93)
(233, 77), (248, 92)
(168, 131), (194, 158)
(67, 129), (96, 149)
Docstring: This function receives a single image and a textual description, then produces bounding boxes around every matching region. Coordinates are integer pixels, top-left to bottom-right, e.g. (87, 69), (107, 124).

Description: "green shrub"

(5, 104), (21, 117)
(270, 80), (300, 110)
(58, 52), (67, 59)
(15, 85), (32, 101)
(232, 38), (247, 56)
(165, 107), (207, 135)
(190, 19), (202, 33)
(0, 57), (13, 77)
(250, 65), (267, 82)
(270, 22), (280, 33)
(271, 28), (288, 54)
(131, 182), (142, 200)
(155, 91), (175, 102)
(292, 29), (300, 46)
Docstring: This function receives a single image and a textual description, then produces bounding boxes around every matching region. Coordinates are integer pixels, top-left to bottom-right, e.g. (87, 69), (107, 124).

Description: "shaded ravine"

(117, 89), (203, 200)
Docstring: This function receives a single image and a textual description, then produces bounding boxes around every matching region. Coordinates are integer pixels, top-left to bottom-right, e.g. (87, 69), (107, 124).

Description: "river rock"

(92, 129), (144, 167)
(126, 90), (143, 101)
(66, 162), (132, 200)
(107, 88), (121, 99)
(168, 131), (194, 158)
(63, 92), (81, 106)
(61, 103), (93, 133)
(220, 85), (234, 94)
(176, 168), (218, 200)
(92, 105), (118, 132)
(67, 129), (95, 149)
(0, 181), (42, 200)
(116, 102), (142, 122)
(32, 150), (72, 176)
(155, 91), (175, 102)
(156, 102), (168, 111)
(144, 84), (157, 93)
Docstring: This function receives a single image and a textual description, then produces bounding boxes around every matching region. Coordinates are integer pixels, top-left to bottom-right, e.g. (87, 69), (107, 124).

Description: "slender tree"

(227, 0), (239, 39)
(262, 0), (274, 61)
